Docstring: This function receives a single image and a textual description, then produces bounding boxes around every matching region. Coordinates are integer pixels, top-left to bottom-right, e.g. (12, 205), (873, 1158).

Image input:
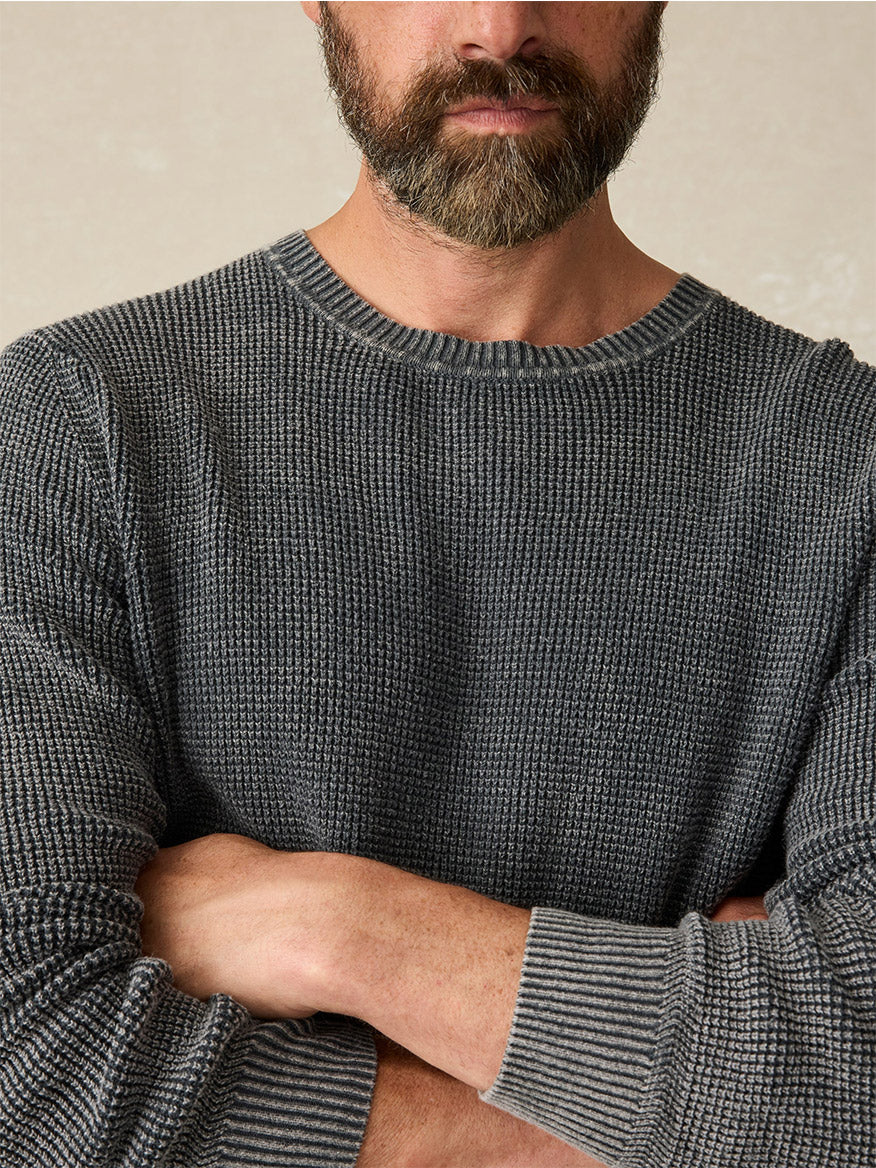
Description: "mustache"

(394, 51), (601, 129)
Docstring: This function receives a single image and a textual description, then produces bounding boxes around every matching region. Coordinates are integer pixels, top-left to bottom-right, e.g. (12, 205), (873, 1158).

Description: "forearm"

(335, 860), (531, 1090)
(327, 862), (773, 1098)
(358, 1034), (608, 1168)
(352, 884), (770, 1166)
(136, 834), (768, 1163)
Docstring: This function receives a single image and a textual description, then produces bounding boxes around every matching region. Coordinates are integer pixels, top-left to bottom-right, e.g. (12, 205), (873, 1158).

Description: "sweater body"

(2, 231), (874, 1166)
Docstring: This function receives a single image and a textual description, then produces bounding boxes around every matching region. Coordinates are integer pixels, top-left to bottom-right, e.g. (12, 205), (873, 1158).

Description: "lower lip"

(445, 107), (558, 132)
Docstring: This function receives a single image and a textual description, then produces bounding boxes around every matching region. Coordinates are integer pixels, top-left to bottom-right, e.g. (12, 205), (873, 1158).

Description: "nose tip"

(454, 3), (546, 63)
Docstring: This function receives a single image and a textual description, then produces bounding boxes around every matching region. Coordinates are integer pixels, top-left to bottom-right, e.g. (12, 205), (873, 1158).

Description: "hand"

(357, 1034), (609, 1168)
(709, 894), (769, 922)
(135, 833), (530, 1090)
(135, 832), (365, 1018)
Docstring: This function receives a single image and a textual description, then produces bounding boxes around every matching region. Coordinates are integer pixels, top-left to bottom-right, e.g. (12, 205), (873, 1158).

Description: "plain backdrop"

(1, 1), (874, 361)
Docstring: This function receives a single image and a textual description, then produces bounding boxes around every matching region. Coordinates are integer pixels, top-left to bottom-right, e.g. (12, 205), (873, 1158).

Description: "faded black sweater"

(1, 230), (875, 1167)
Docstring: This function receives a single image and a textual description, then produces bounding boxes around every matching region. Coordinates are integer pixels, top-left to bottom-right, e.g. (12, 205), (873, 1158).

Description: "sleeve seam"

(15, 328), (171, 796)
(30, 328), (131, 558)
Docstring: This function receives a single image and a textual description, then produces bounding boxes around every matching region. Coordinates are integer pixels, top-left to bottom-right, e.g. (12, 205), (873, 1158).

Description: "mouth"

(443, 97), (560, 133)
(446, 95), (559, 116)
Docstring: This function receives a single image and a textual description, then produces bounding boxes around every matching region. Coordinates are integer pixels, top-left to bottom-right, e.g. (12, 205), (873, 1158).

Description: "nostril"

(457, 34), (543, 63)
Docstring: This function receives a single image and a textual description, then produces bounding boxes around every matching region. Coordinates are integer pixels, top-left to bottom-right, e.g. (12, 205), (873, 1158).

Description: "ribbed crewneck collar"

(264, 228), (721, 380)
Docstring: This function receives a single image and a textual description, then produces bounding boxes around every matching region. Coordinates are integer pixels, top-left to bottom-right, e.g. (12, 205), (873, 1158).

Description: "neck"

(305, 162), (681, 349)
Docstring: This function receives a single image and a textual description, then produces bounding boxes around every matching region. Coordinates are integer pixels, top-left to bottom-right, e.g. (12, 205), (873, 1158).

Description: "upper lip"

(447, 96), (558, 114)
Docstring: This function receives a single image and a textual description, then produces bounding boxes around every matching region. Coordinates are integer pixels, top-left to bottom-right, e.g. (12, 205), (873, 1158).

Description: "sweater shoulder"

(696, 287), (876, 455)
(700, 284), (874, 380)
(2, 244), (286, 386)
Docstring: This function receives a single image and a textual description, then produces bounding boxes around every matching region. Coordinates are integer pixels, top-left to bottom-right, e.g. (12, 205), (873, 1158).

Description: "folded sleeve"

(0, 333), (377, 1167)
(480, 486), (876, 1164)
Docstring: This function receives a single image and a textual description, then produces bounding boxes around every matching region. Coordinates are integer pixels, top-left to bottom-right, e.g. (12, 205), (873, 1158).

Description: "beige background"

(1, 1), (874, 361)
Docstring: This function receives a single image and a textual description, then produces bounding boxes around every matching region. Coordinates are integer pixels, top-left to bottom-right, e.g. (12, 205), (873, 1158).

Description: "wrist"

(332, 859), (531, 1090)
(278, 850), (412, 1020)
(326, 856), (418, 1019)
(263, 849), (383, 1018)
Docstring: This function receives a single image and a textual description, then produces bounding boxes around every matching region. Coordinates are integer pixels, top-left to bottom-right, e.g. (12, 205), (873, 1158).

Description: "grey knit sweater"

(1, 229), (874, 1168)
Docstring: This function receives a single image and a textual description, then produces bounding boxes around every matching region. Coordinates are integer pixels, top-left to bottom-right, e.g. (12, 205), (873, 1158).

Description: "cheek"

(347, 22), (440, 108)
(553, 1), (646, 83)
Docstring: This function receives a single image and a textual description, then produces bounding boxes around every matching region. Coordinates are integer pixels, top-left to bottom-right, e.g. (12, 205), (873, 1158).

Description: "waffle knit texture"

(1, 228), (874, 1167)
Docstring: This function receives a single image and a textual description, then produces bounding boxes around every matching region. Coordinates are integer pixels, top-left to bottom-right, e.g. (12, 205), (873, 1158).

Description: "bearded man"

(1, 4), (873, 1167)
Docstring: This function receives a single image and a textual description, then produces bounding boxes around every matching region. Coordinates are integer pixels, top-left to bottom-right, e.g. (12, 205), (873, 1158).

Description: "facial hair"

(317, 2), (664, 252)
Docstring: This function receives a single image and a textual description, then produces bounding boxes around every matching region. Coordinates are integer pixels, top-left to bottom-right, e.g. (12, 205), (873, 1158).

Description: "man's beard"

(317, 2), (664, 252)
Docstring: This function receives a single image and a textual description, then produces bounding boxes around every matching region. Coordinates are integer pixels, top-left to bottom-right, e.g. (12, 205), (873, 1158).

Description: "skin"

(135, 5), (771, 1164)
(136, 835), (768, 1168)
(300, 1), (680, 350)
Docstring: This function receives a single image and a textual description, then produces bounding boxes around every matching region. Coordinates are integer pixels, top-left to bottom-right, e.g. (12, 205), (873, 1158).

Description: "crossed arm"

(134, 832), (767, 1167)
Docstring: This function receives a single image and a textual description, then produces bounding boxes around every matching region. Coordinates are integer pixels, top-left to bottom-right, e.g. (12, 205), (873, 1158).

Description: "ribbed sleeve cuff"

(215, 1013), (377, 1167)
(478, 905), (679, 1166)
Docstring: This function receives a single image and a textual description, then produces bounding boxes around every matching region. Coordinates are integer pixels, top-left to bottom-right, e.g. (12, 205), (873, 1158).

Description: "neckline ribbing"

(265, 228), (721, 380)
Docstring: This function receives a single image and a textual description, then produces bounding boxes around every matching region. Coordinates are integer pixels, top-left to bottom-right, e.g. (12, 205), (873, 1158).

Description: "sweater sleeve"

(480, 488), (876, 1162)
(0, 333), (377, 1168)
